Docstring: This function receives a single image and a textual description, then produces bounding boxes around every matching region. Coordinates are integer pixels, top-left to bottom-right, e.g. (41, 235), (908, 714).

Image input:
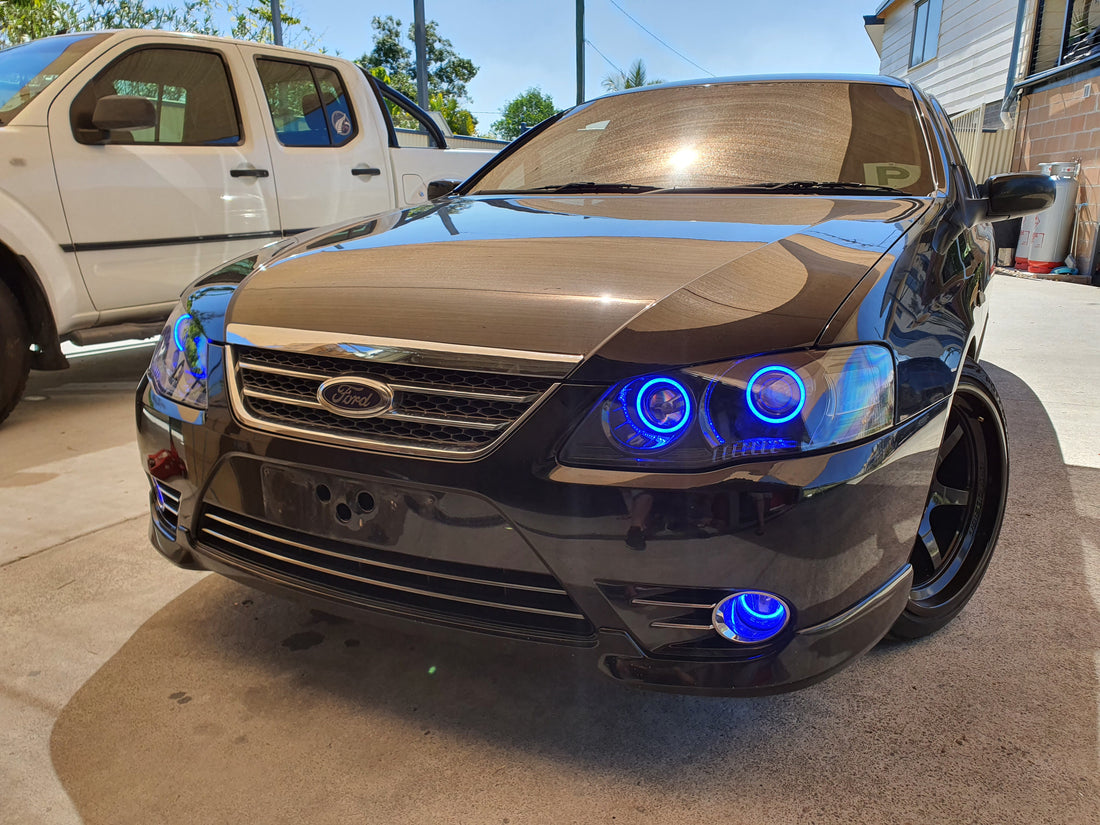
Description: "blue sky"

(294, 0), (882, 127)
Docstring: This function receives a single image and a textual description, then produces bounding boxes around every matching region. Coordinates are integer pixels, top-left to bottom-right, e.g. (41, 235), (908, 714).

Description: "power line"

(585, 38), (625, 77)
(605, 0), (716, 77)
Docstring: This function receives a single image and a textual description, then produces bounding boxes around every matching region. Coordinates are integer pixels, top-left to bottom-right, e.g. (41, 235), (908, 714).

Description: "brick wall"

(1013, 75), (1100, 279)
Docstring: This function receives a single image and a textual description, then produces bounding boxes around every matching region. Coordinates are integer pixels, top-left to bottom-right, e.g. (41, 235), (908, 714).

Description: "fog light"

(713, 591), (790, 643)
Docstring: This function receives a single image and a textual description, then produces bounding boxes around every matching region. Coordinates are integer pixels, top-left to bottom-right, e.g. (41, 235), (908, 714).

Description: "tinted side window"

(70, 47), (240, 145)
(256, 59), (357, 147)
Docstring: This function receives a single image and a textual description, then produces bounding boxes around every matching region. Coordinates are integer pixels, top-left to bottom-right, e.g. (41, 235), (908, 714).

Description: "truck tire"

(0, 280), (31, 425)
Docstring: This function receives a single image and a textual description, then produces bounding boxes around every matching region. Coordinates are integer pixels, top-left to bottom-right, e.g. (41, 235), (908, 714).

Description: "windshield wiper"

(478, 182), (660, 195)
(654, 181), (909, 196)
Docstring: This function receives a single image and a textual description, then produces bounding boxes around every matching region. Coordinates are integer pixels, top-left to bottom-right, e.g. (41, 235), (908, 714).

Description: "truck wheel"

(0, 280), (31, 425)
(889, 360), (1009, 640)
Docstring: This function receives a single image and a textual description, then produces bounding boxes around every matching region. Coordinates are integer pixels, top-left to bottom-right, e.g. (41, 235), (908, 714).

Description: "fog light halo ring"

(712, 590), (791, 644)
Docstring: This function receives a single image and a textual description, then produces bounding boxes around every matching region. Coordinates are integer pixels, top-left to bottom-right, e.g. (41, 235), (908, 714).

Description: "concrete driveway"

(1, 275), (1098, 825)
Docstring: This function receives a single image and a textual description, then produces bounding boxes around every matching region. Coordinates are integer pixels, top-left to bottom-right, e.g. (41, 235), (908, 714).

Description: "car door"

(240, 48), (396, 233)
(47, 36), (280, 313)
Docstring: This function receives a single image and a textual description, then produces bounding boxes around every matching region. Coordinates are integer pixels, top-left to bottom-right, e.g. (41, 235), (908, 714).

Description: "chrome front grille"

(196, 505), (594, 641)
(227, 345), (559, 456)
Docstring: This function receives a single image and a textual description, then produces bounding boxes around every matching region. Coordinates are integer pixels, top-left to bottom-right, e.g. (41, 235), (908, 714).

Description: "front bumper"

(138, 373), (946, 696)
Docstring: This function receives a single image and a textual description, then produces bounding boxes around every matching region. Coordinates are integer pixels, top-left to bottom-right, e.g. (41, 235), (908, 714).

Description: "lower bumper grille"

(196, 505), (594, 641)
(152, 481), (181, 539)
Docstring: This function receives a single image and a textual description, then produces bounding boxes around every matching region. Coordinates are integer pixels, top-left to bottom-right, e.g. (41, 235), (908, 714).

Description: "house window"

(910, 0), (943, 67)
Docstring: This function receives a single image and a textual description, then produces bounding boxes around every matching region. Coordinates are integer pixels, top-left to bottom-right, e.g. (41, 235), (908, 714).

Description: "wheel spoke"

(930, 479), (969, 508)
(913, 508), (943, 578)
(936, 423), (964, 468)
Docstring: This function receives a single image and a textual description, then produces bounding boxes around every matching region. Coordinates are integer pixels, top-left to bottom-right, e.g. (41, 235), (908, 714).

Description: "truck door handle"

(352, 167), (382, 176)
(230, 168), (269, 178)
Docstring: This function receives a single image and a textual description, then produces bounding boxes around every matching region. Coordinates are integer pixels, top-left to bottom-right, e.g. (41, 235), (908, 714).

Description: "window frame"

(68, 44), (245, 147)
(253, 56), (360, 149)
(360, 69), (448, 149)
(909, 0), (942, 68)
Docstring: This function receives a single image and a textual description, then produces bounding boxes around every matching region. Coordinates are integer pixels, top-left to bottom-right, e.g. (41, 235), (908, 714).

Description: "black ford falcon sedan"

(137, 76), (1053, 695)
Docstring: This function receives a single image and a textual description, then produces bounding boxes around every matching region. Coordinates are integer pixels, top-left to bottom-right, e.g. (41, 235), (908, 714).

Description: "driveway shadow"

(50, 364), (1100, 825)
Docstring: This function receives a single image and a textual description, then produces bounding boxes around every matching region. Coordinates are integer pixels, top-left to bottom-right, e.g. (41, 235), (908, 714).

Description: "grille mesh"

(230, 346), (555, 454)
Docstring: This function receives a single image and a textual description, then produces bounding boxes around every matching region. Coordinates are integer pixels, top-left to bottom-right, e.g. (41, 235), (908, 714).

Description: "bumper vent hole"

(335, 502), (352, 522)
(356, 491), (376, 513)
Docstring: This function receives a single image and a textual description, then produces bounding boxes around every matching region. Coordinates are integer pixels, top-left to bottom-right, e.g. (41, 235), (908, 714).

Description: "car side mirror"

(982, 173), (1056, 219)
(427, 179), (461, 200)
(91, 95), (157, 133)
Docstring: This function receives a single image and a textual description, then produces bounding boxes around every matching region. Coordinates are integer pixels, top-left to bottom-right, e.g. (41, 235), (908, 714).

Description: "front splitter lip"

(148, 506), (912, 695)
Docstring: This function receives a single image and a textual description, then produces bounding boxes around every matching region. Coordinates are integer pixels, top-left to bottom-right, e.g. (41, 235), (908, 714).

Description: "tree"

(0, 0), (314, 49)
(1, 0), (80, 45)
(357, 15), (479, 136)
(491, 87), (557, 141)
(357, 15), (478, 104)
(602, 58), (664, 92)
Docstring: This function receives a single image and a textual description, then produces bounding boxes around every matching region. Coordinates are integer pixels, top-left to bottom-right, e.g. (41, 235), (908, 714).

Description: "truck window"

(70, 47), (241, 146)
(256, 59), (357, 147)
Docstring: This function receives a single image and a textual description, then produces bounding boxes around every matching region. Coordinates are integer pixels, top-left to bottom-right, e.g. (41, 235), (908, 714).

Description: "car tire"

(888, 359), (1008, 640)
(0, 279), (31, 426)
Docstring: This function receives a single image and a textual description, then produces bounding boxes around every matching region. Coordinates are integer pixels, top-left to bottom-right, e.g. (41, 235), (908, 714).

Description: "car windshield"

(0, 33), (109, 125)
(470, 81), (938, 197)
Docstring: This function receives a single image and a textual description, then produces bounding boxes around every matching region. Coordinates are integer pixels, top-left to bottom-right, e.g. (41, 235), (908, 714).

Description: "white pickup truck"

(0, 30), (501, 423)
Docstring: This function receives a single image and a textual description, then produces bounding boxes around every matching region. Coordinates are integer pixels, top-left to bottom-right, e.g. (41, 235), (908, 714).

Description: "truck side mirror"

(983, 173), (1056, 219)
(91, 95), (157, 133)
(427, 179), (461, 200)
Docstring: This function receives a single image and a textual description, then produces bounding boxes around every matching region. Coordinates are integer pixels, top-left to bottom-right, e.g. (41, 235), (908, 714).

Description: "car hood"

(226, 194), (929, 374)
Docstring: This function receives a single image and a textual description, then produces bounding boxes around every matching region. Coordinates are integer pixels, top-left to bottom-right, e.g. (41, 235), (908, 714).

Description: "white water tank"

(1014, 162), (1052, 268)
(1029, 161), (1080, 273)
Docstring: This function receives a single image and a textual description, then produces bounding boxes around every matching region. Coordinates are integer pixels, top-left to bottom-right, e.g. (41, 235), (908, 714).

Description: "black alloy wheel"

(0, 279), (30, 426)
(889, 360), (1008, 640)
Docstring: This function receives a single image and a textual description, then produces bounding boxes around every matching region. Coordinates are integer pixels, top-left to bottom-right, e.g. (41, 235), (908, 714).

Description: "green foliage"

(356, 14), (478, 104)
(0, 0), (80, 45)
(356, 14), (479, 137)
(0, 0), (316, 49)
(602, 59), (664, 92)
(429, 91), (475, 136)
(491, 87), (557, 141)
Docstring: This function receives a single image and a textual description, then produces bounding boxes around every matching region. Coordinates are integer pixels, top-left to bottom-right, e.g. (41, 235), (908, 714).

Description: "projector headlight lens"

(560, 345), (895, 470)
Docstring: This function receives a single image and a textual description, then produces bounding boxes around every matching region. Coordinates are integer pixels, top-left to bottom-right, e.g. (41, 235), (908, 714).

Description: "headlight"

(559, 345), (894, 470)
(149, 304), (209, 409)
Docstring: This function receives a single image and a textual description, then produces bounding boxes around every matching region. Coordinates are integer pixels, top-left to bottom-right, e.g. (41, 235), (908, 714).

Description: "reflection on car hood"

(227, 194), (930, 368)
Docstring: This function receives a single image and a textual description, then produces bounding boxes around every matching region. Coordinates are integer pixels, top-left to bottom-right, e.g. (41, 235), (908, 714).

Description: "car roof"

(599, 73), (911, 100)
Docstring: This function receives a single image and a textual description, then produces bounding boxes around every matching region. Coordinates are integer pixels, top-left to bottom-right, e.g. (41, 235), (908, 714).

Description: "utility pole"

(414, 0), (429, 108)
(270, 0), (283, 46)
(576, 0), (584, 105)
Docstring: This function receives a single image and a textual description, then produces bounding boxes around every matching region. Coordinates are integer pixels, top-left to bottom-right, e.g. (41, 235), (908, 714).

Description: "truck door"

(47, 38), (280, 312)
(240, 48), (396, 232)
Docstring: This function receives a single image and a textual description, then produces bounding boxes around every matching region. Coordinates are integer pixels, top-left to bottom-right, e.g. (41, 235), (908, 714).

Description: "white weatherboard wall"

(876, 0), (1019, 115)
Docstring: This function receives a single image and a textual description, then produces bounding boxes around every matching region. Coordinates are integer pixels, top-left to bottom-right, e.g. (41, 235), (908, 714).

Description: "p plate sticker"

(863, 162), (920, 188)
(331, 110), (351, 137)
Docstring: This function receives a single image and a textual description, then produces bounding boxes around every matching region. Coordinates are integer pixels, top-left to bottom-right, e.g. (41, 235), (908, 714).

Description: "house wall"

(878, 0), (1019, 114)
(1013, 70), (1100, 278)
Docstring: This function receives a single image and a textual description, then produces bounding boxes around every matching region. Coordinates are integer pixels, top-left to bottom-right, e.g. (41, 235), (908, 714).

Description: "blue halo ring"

(712, 590), (791, 644)
(746, 365), (806, 424)
(634, 377), (692, 435)
(737, 595), (786, 622)
(173, 313), (193, 352)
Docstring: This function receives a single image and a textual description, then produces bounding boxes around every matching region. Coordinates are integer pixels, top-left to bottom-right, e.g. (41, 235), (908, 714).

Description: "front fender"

(0, 186), (96, 336)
